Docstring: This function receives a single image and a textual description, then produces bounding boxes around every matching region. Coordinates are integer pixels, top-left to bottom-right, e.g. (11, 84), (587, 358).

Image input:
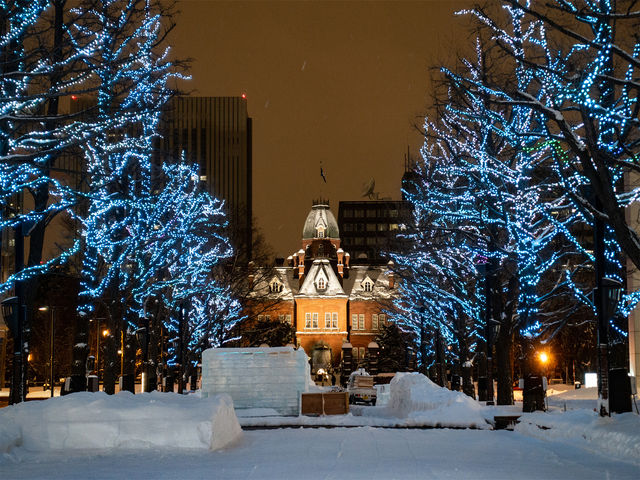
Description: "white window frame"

(312, 312), (318, 329)
(286, 314), (292, 325)
(305, 313), (312, 329)
(257, 315), (264, 321)
(372, 314), (378, 330)
(317, 277), (326, 290)
(325, 312), (331, 329)
(359, 314), (365, 330)
(352, 314), (358, 330)
(332, 312), (338, 329)
(352, 347), (358, 361)
(359, 347), (366, 360)
(279, 314), (285, 322)
(269, 280), (282, 293)
(379, 314), (386, 326)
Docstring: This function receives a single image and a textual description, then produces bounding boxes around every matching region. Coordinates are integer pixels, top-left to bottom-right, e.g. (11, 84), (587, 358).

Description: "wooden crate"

(301, 392), (349, 416)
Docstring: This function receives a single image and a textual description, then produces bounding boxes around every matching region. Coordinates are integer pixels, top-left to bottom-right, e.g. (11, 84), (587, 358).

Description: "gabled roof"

(346, 265), (397, 301)
(297, 259), (347, 297)
(248, 267), (295, 300)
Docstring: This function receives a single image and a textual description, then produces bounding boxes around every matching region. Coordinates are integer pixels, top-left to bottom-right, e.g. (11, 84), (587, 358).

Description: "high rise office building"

(159, 96), (253, 259)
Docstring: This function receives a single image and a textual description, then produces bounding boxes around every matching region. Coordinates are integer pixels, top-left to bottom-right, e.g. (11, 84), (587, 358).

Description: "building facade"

(246, 201), (397, 375)
(159, 96), (253, 259)
(337, 200), (411, 265)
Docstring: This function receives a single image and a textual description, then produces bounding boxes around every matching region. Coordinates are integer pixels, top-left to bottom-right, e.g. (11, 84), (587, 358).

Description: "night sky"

(171, 0), (474, 258)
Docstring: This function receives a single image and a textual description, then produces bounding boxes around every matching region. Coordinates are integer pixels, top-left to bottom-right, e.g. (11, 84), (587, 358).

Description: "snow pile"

(0, 391), (241, 453)
(202, 346), (311, 415)
(386, 372), (488, 428)
(546, 385), (598, 410)
(516, 409), (640, 465)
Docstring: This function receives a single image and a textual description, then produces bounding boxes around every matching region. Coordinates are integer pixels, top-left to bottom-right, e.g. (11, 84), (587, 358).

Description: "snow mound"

(387, 372), (488, 428)
(0, 391), (242, 453)
(516, 409), (640, 465)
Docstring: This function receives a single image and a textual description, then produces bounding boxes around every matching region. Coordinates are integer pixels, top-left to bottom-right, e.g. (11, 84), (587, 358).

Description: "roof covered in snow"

(248, 267), (296, 300)
(297, 259), (347, 297)
(302, 204), (339, 240)
(345, 265), (397, 301)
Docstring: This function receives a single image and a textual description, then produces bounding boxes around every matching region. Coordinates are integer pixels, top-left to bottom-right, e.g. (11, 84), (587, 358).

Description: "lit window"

(332, 312), (338, 329)
(317, 226), (325, 238)
(325, 312), (331, 329)
(312, 313), (318, 329)
(352, 314), (358, 330)
(359, 347), (366, 360)
(372, 314), (378, 330)
(359, 314), (365, 330)
(305, 313), (312, 329)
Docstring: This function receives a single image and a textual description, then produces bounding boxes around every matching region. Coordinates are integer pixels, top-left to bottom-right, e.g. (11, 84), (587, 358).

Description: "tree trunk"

(102, 330), (118, 395)
(69, 312), (88, 393)
(495, 327), (514, 405)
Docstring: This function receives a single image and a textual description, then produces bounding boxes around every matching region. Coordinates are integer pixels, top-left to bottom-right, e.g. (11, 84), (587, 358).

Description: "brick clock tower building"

(247, 200), (397, 376)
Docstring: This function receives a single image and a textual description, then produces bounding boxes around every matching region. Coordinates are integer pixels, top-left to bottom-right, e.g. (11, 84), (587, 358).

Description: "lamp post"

(98, 328), (110, 384)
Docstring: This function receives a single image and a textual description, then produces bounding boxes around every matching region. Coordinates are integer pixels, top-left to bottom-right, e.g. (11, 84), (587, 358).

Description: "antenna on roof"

(361, 178), (377, 200)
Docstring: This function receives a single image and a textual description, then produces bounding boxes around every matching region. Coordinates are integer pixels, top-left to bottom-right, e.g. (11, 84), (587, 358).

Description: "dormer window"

(362, 276), (374, 292)
(316, 226), (325, 238)
(269, 278), (283, 293)
(317, 277), (326, 290)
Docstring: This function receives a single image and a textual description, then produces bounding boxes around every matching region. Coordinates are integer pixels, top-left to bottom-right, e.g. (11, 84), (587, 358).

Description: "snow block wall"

(0, 391), (242, 453)
(201, 346), (310, 415)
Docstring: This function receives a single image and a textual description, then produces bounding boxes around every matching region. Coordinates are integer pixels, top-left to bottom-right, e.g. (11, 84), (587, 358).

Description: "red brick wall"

(296, 297), (348, 367)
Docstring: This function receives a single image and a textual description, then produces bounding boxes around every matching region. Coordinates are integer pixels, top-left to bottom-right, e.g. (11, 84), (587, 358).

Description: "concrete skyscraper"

(159, 96), (253, 259)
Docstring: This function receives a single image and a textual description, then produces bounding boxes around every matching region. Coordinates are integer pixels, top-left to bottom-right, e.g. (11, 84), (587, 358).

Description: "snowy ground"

(1, 375), (638, 479)
(1, 427), (638, 480)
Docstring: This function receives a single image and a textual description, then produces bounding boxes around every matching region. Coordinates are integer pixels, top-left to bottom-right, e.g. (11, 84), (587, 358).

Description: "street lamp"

(538, 351), (549, 365)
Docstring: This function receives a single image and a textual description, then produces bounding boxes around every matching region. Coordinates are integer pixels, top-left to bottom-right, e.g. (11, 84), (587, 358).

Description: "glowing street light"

(538, 352), (549, 364)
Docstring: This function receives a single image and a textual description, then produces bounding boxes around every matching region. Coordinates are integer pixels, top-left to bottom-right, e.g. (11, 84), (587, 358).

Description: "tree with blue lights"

(0, 1), (88, 296)
(397, 26), (598, 403)
(128, 161), (240, 390)
(459, 0), (637, 412)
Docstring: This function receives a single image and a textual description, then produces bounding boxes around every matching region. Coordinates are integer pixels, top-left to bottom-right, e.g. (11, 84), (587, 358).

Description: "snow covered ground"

(0, 374), (638, 479)
(1, 427), (637, 480)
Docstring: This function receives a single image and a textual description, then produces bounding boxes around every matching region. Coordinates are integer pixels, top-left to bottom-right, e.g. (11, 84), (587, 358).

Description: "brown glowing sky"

(171, 0), (474, 257)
